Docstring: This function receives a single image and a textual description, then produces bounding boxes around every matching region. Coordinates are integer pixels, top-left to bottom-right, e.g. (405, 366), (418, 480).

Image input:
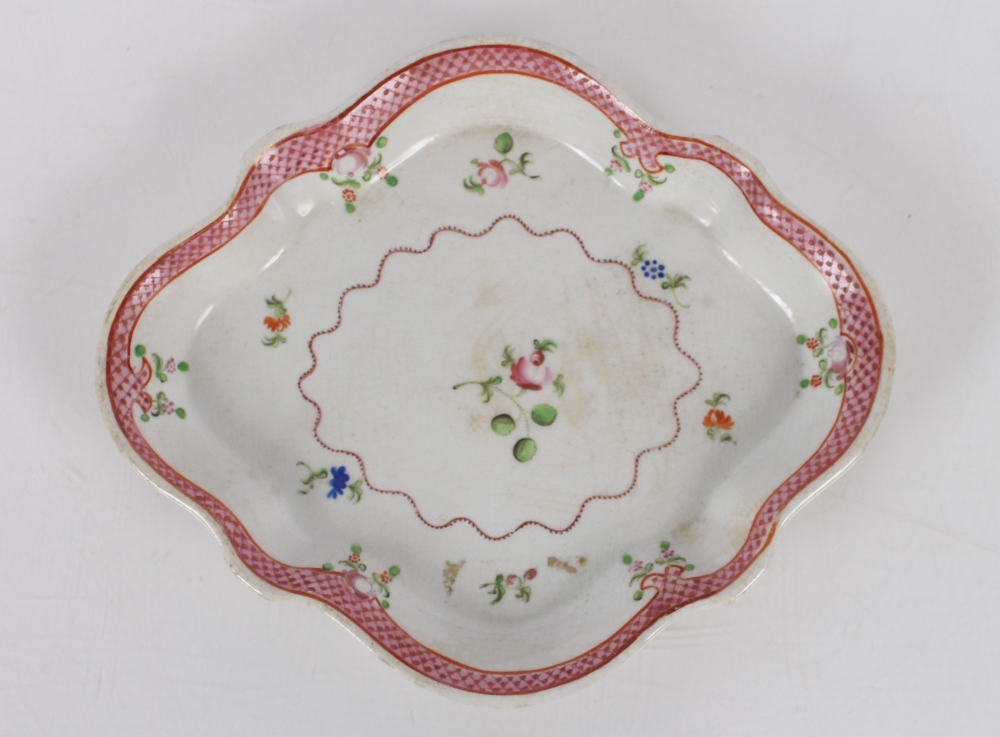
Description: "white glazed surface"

(108, 60), (882, 680)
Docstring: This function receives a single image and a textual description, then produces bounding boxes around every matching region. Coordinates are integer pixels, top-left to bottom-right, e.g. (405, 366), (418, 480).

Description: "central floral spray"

(454, 340), (565, 462)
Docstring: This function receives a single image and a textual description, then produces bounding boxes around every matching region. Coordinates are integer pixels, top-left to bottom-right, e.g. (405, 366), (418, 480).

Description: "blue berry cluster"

(641, 259), (666, 280)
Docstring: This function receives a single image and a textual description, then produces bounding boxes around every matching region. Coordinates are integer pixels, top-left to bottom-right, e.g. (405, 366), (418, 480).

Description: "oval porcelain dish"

(97, 39), (894, 703)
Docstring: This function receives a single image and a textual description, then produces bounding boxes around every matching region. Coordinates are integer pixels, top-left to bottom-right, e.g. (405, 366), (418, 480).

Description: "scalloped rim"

(95, 36), (895, 706)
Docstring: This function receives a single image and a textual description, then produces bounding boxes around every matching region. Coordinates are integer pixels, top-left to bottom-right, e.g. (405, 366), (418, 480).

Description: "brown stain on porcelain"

(442, 560), (465, 596)
(547, 556), (588, 574)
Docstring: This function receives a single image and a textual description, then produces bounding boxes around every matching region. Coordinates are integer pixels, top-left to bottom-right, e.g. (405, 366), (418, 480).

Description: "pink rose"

(628, 561), (644, 572)
(341, 569), (376, 599)
(504, 574), (516, 585)
(827, 335), (857, 381)
(476, 160), (508, 188)
(524, 568), (537, 580)
(332, 145), (371, 178)
(510, 356), (553, 391)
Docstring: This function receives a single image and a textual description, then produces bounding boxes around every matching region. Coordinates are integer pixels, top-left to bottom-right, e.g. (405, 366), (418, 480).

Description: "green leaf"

(513, 438), (537, 463)
(633, 190), (645, 201)
(152, 354), (167, 382)
(532, 339), (558, 353)
(375, 136), (388, 148)
(614, 129), (622, 138)
(494, 132), (514, 154)
(518, 151), (540, 178)
(501, 345), (516, 367)
(175, 408), (186, 419)
(331, 177), (361, 188)
(491, 414), (516, 436)
(362, 171), (371, 182)
(345, 203), (355, 213)
(347, 479), (364, 504)
(664, 164), (676, 173)
(706, 392), (730, 407)
(552, 374), (565, 397)
(630, 244), (648, 266)
(531, 404), (558, 426)
(453, 378), (502, 403)
(463, 177), (485, 195)
(319, 172), (329, 180)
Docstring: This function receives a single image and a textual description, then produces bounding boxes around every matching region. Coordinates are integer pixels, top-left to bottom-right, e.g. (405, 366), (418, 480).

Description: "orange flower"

(703, 409), (734, 431)
(263, 313), (291, 332)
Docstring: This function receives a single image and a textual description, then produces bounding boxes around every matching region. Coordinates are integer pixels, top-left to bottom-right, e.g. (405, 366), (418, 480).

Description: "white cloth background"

(2, 1), (998, 734)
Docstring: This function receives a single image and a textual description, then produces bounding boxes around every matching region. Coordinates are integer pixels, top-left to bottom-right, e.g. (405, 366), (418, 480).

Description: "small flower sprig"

(703, 393), (735, 442)
(454, 340), (564, 463)
(262, 293), (290, 347)
(481, 568), (537, 605)
(294, 462), (362, 503)
(622, 541), (694, 601)
(132, 344), (189, 421)
(605, 129), (676, 201)
(630, 245), (691, 307)
(463, 132), (540, 194)
(797, 319), (857, 395)
(320, 136), (398, 214)
(324, 544), (400, 609)
(326, 465), (364, 503)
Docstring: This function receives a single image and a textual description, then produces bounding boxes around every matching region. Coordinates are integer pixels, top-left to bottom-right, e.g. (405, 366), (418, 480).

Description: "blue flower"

(641, 259), (666, 280)
(327, 466), (350, 499)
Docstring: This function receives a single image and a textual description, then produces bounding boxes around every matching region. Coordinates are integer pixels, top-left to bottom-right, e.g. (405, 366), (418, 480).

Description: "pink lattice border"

(102, 44), (885, 697)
